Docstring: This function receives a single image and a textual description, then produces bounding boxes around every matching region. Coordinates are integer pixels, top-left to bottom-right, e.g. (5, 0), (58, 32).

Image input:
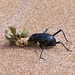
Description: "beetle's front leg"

(39, 44), (45, 60)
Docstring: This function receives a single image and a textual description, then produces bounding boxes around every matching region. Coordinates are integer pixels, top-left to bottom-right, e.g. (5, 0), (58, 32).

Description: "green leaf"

(5, 35), (15, 46)
(28, 41), (38, 46)
(5, 35), (12, 40)
(21, 28), (29, 38)
(9, 41), (15, 46)
(9, 26), (16, 36)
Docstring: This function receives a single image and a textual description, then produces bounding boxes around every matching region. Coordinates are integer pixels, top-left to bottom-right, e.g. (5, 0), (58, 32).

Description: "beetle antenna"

(56, 41), (72, 52)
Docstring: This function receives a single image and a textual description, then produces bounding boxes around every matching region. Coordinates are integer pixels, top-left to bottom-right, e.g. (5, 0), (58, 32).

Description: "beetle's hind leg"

(39, 44), (45, 60)
(56, 41), (72, 52)
(53, 29), (72, 44)
(44, 29), (48, 33)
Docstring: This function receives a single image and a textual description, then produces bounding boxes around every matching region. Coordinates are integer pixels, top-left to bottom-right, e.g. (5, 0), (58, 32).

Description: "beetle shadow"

(1, 42), (54, 53)
(25, 45), (54, 51)
(0, 43), (16, 50)
(1, 42), (39, 51)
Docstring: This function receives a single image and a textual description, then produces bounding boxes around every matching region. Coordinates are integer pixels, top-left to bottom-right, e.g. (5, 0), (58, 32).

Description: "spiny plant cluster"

(5, 26), (37, 47)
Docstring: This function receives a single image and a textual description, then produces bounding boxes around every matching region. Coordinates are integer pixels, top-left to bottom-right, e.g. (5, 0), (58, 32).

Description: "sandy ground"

(0, 0), (75, 75)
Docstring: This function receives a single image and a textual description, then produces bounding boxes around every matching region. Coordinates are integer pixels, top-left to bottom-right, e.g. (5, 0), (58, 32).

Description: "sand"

(0, 0), (75, 75)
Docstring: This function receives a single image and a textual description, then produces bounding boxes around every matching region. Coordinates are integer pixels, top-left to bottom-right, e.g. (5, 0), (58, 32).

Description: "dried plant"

(5, 26), (37, 47)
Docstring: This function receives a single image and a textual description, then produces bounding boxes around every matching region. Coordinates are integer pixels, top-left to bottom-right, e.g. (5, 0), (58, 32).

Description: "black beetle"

(28, 29), (72, 60)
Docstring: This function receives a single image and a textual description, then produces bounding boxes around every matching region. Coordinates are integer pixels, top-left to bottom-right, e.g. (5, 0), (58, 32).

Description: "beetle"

(28, 29), (72, 60)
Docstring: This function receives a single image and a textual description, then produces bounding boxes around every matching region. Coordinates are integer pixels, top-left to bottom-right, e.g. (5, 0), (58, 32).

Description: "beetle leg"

(56, 41), (72, 52)
(39, 45), (45, 60)
(53, 29), (72, 44)
(44, 29), (48, 33)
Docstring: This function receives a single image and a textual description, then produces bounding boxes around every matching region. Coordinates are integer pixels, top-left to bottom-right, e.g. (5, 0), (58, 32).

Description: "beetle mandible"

(28, 29), (72, 60)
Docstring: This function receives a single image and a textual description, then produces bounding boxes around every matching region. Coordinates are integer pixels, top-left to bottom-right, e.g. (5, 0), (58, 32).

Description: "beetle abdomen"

(29, 33), (56, 46)
(29, 33), (50, 41)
